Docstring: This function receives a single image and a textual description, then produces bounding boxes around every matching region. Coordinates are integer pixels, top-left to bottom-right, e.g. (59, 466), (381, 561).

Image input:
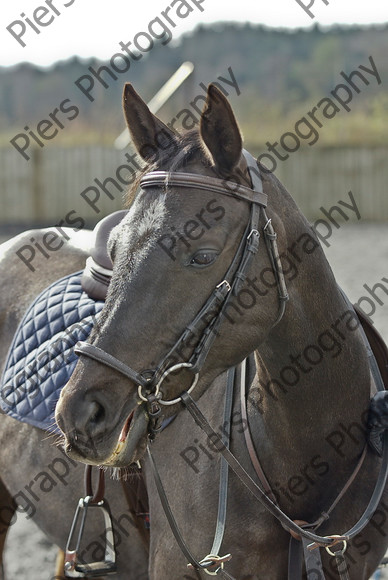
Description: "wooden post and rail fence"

(0, 145), (387, 225)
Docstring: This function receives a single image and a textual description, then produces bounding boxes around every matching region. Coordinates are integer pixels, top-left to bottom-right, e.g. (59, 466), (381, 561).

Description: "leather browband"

(140, 171), (268, 207)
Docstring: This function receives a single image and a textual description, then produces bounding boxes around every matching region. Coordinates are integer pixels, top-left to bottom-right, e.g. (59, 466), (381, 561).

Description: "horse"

(0, 229), (149, 578)
(55, 81), (388, 579)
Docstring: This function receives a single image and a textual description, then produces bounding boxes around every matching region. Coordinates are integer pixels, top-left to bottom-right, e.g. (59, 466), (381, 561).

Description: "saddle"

(81, 209), (128, 300)
(0, 211), (127, 433)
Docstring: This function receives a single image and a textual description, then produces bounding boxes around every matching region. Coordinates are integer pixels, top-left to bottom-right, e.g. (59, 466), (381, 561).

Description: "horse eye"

(190, 250), (219, 267)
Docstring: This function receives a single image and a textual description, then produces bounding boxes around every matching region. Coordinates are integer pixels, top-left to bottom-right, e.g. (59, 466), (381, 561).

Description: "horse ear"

(200, 84), (242, 174)
(122, 83), (178, 162)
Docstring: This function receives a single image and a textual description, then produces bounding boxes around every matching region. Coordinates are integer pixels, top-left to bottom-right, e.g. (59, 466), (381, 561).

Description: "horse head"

(56, 83), (296, 467)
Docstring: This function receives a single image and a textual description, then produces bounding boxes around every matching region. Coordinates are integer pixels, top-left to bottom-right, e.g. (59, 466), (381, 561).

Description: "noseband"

(75, 150), (289, 417)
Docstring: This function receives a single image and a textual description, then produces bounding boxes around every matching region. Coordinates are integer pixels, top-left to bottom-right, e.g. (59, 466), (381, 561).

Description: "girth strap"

(287, 535), (330, 580)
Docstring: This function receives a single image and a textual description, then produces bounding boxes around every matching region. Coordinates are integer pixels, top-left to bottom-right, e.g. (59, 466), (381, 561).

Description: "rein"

(147, 367), (236, 578)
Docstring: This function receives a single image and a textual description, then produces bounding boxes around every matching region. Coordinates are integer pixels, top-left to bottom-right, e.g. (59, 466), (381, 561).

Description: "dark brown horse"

(56, 83), (388, 579)
(0, 230), (149, 578)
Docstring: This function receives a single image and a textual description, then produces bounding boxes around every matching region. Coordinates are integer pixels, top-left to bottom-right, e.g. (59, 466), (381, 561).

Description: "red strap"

(84, 465), (105, 503)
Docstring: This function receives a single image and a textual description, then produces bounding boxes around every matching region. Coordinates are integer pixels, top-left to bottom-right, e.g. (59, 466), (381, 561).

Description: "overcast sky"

(1, 0), (387, 68)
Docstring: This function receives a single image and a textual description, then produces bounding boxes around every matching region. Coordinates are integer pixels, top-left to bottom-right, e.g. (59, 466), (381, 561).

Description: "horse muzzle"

(55, 389), (149, 467)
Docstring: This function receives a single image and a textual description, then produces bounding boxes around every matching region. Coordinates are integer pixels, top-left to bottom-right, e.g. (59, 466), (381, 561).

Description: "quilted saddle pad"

(0, 272), (104, 433)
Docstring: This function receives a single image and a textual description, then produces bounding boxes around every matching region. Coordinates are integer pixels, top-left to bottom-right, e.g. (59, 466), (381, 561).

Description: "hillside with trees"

(1, 22), (387, 148)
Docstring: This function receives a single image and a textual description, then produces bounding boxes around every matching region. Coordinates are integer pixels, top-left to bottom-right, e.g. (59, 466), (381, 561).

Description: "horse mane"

(124, 130), (212, 207)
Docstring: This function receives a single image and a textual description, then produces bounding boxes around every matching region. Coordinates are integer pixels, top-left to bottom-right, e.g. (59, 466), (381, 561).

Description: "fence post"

(31, 147), (44, 221)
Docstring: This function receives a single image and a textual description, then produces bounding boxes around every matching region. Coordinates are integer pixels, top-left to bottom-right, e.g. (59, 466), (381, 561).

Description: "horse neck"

(249, 191), (371, 477)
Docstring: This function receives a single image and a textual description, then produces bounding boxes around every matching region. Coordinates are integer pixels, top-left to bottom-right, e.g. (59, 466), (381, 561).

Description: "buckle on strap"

(187, 553), (232, 575)
(215, 279), (231, 297)
(308, 534), (349, 552)
(246, 229), (260, 254)
(64, 495), (116, 577)
(247, 228), (260, 240)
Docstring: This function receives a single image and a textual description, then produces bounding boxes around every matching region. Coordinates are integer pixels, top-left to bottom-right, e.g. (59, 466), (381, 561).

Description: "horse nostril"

(88, 401), (106, 427)
(79, 400), (107, 441)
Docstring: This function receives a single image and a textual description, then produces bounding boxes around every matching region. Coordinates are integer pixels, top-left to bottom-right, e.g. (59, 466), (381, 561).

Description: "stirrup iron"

(64, 467), (117, 577)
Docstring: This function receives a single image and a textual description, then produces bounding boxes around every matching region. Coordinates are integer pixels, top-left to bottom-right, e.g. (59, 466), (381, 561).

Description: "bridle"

(72, 151), (388, 579)
(75, 150), (289, 416)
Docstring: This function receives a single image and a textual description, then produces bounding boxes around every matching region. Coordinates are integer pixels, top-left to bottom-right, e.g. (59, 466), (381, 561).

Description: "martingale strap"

(180, 392), (388, 552)
(240, 357), (276, 502)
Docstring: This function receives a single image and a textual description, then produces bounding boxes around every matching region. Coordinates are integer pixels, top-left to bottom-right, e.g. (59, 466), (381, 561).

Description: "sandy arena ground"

(1, 222), (387, 579)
